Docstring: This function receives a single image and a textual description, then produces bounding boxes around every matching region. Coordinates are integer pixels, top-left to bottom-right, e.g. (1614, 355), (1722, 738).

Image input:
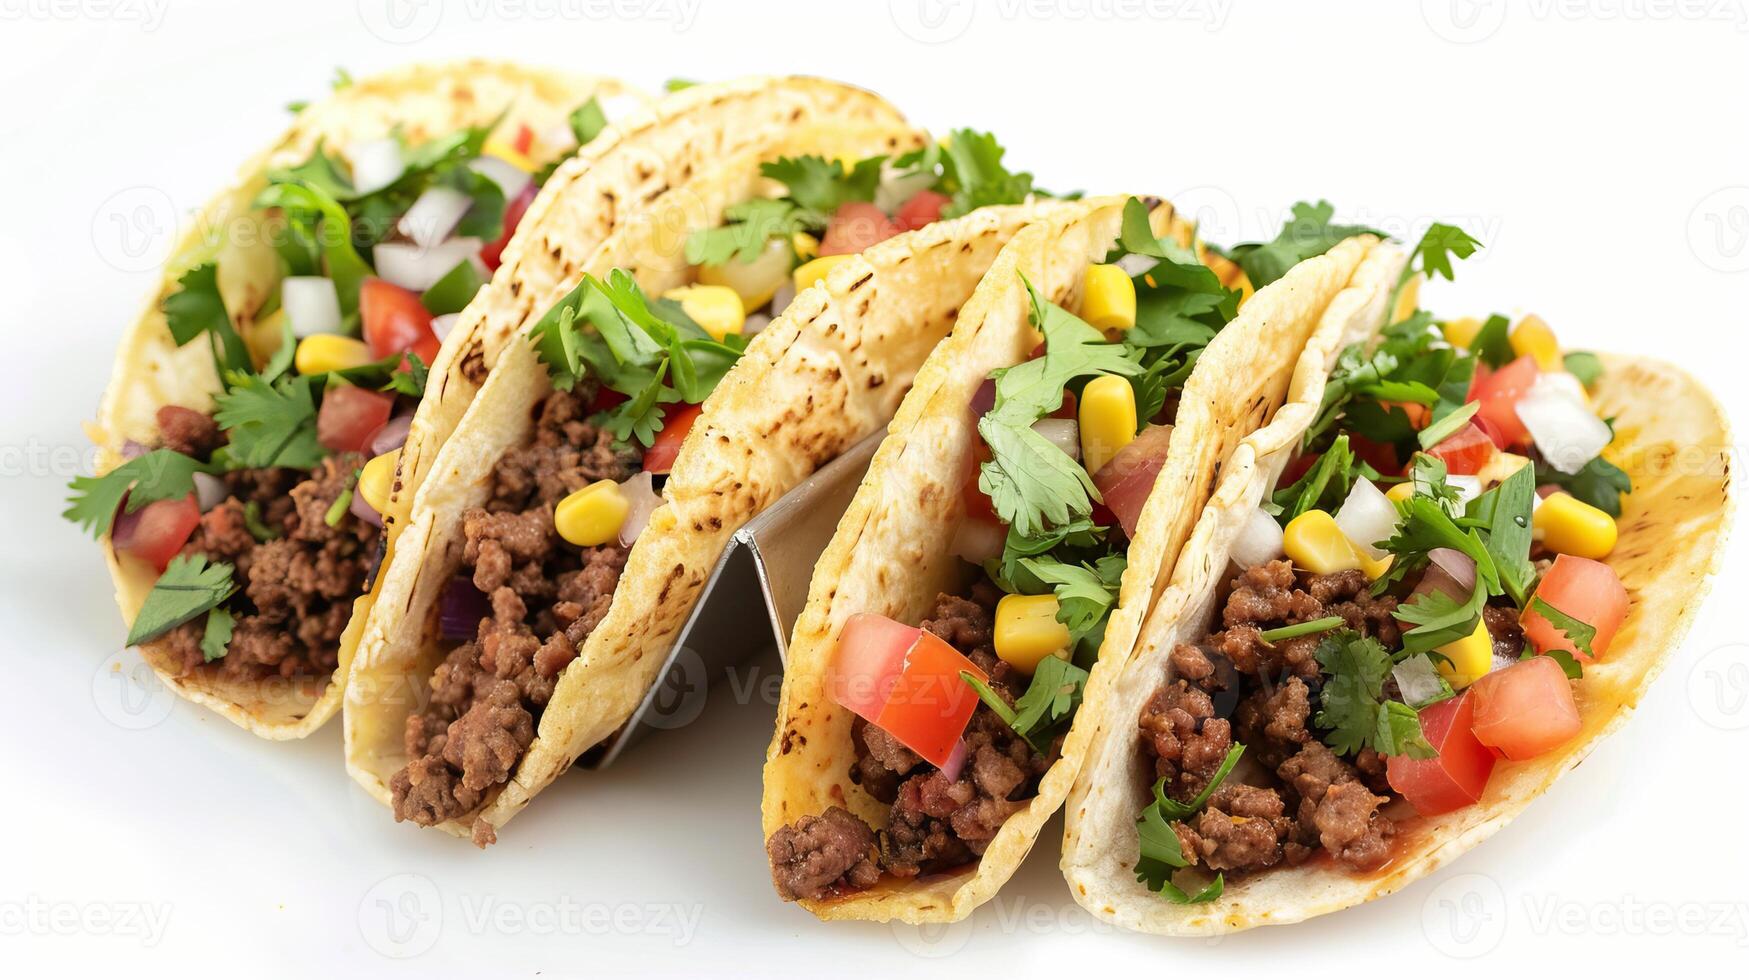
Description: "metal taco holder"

(586, 429), (883, 767)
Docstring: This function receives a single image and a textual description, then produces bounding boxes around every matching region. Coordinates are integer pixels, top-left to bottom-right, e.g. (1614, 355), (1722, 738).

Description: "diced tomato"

(1382, 400), (1430, 429)
(317, 385), (395, 454)
(1521, 554), (1627, 662)
(482, 181), (538, 271)
(819, 202), (901, 256)
(1348, 434), (1400, 476)
(894, 190), (950, 232)
(1425, 421), (1497, 476)
(1469, 656), (1582, 761)
(970, 378), (997, 418)
(512, 123), (534, 155)
(961, 442), (1001, 525)
(113, 494), (202, 572)
(1093, 423), (1174, 539)
(827, 613), (987, 768)
(361, 278), (440, 365)
(588, 386), (630, 415)
(1051, 388), (1078, 422)
(1471, 413), (1509, 451)
(643, 403), (702, 475)
(1279, 452), (1318, 488)
(1469, 354), (1538, 448)
(1386, 691), (1496, 816)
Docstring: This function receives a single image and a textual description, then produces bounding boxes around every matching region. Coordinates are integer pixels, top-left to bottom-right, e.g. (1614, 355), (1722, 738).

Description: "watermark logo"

(890, 0), (977, 43)
(358, 873), (443, 959)
(1687, 186), (1749, 273)
(1421, 0), (1509, 42)
(890, 916), (977, 957)
(90, 185), (177, 274)
(1421, 872), (1507, 958)
(0, 897), (172, 946)
(90, 651), (178, 731)
(357, 0), (443, 42)
(641, 646), (709, 731)
(1425, 0), (1749, 42)
(1688, 642), (1749, 730)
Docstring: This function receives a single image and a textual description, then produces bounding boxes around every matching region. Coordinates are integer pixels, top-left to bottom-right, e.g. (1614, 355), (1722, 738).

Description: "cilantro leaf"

(1467, 461), (1536, 605)
(1133, 743), (1243, 903)
(1394, 582), (1486, 656)
(1313, 630), (1435, 759)
(1373, 488), (1501, 597)
(1563, 351), (1604, 386)
(242, 500), (280, 542)
(125, 554), (237, 647)
(1536, 454), (1632, 517)
(212, 374), (326, 470)
(64, 450), (204, 539)
(1019, 554), (1125, 643)
(1528, 597), (1597, 661)
(385, 352), (429, 397)
(253, 181), (371, 315)
(1222, 200), (1381, 289)
(1411, 223), (1483, 283)
(685, 197), (813, 266)
(200, 606), (235, 662)
(1008, 655), (1089, 744)
(761, 154), (883, 214)
(1273, 434), (1363, 523)
(569, 96), (608, 146)
(163, 263), (253, 376)
(1468, 314), (1515, 369)
(932, 129), (1037, 218)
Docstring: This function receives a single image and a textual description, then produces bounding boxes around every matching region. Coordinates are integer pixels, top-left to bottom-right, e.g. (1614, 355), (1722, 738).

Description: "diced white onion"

(741, 312), (772, 337)
(594, 92), (646, 125)
(1230, 507), (1285, 569)
(373, 238), (484, 292)
(1392, 655), (1448, 708)
(399, 186), (473, 250)
(1537, 371), (1589, 404)
(1516, 373), (1612, 474)
(468, 155), (532, 200)
(874, 162), (937, 213)
(281, 276), (342, 338)
(951, 518), (1006, 566)
(1335, 478), (1398, 559)
(1115, 253), (1155, 277)
(1032, 418), (1080, 461)
(193, 472), (228, 513)
(347, 138), (404, 196)
(767, 282), (796, 316)
(617, 471), (663, 547)
(430, 313), (461, 341)
(1448, 475), (1483, 507)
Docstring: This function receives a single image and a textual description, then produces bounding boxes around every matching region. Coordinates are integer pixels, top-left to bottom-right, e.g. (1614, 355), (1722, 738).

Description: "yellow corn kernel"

(1386, 481), (1416, 504)
(1441, 316), (1483, 349)
(665, 284), (745, 341)
(1435, 616), (1494, 689)
(1510, 314), (1562, 371)
(294, 334), (373, 375)
(1080, 264), (1137, 331)
(1476, 451), (1530, 487)
(1532, 491), (1618, 560)
(1361, 552), (1394, 582)
(791, 231), (819, 262)
(792, 253), (853, 292)
(1078, 375), (1138, 474)
(554, 480), (630, 548)
(994, 594), (1072, 675)
(481, 137), (538, 174)
(1391, 274), (1422, 327)
(358, 449), (401, 515)
(1282, 510), (1364, 575)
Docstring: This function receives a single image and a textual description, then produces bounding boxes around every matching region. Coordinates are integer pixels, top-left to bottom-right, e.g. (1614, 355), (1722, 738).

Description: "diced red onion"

(1231, 507), (1285, 568)
(616, 471), (663, 547)
(939, 738), (969, 782)
(1335, 478), (1397, 559)
(431, 313), (461, 341)
(369, 415), (415, 456)
(349, 488), (383, 528)
(438, 576), (490, 641)
(1032, 418), (1080, 461)
(399, 186), (473, 250)
(970, 378), (997, 418)
(767, 282), (796, 316)
(468, 155), (533, 200)
(193, 472), (228, 513)
(122, 440), (148, 460)
(347, 138), (404, 196)
(1516, 373), (1612, 474)
(373, 238), (484, 292)
(1411, 548), (1477, 602)
(950, 518), (1006, 566)
(281, 276), (342, 338)
(1392, 655), (1447, 708)
(741, 312), (772, 337)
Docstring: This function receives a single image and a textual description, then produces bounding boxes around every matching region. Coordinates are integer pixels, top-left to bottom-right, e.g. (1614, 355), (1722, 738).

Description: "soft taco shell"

(344, 176), (1096, 836)
(1061, 255), (1732, 932)
(89, 61), (637, 738)
(759, 194), (1379, 923)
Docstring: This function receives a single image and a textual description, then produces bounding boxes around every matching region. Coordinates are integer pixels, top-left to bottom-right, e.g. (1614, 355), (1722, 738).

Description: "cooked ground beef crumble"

(390, 388), (639, 845)
(767, 583), (1056, 902)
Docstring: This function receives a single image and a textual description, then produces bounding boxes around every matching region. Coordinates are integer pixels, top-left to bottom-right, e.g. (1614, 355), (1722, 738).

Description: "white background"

(2, 0), (1746, 976)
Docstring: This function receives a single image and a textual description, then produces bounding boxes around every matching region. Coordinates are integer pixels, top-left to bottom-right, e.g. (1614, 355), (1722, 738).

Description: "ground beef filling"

(154, 406), (378, 682)
(1139, 560), (1524, 877)
(390, 389), (639, 842)
(767, 584), (1055, 902)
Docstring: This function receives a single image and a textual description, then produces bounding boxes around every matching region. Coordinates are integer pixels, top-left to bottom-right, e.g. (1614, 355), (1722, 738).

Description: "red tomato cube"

(1386, 691), (1496, 816)
(1521, 554), (1627, 662)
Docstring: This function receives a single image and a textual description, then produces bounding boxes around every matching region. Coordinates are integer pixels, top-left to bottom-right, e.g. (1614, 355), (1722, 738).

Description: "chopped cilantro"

(1258, 615), (1345, 644)
(1563, 351), (1604, 386)
(200, 606), (235, 663)
(242, 500), (280, 542)
(1221, 200), (1381, 289)
(1536, 454), (1632, 517)
(211, 374), (326, 470)
(163, 263), (253, 376)
(1528, 596), (1597, 662)
(1272, 434), (1365, 522)
(384, 352), (429, 397)
(325, 468), (360, 527)
(1133, 743), (1244, 903)
(125, 555), (237, 647)
(569, 96), (608, 146)
(64, 450), (204, 539)
(1313, 630), (1435, 759)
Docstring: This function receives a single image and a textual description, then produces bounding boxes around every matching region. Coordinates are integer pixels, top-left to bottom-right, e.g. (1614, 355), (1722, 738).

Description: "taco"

(342, 78), (1068, 845)
(759, 194), (1390, 923)
(1060, 225), (1732, 932)
(64, 62), (643, 738)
